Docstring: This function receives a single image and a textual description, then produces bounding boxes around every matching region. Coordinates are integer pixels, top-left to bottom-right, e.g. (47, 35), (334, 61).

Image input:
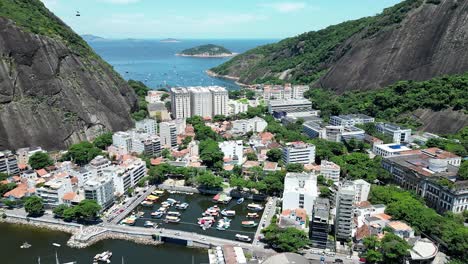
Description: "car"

(335, 259), (343, 263)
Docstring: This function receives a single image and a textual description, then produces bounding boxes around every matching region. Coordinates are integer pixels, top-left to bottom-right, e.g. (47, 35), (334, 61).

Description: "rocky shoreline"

(205, 70), (249, 87)
(68, 231), (162, 249)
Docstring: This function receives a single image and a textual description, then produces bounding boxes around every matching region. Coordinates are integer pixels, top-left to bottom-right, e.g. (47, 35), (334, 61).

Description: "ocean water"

(88, 39), (277, 90)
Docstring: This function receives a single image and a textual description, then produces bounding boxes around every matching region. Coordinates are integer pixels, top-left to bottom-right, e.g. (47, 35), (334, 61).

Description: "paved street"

(252, 197), (277, 246)
(108, 186), (156, 224)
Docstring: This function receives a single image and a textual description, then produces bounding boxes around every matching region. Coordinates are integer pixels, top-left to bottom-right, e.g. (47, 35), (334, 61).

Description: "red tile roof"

(150, 157), (164, 166)
(35, 169), (48, 177)
(62, 192), (76, 201)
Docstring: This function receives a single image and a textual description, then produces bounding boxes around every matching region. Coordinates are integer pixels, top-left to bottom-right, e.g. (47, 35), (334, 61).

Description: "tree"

(73, 199), (101, 222)
(28, 152), (53, 170)
(197, 171), (223, 189)
(161, 148), (172, 159)
(286, 163), (304, 172)
(24, 196), (44, 216)
(160, 93), (169, 101)
(246, 152), (258, 161)
(458, 160), (468, 180)
(62, 141), (103, 165)
(261, 224), (309, 252)
(0, 173), (9, 181)
(93, 132), (113, 150)
(319, 186), (332, 198)
(266, 148), (282, 162)
(380, 233), (410, 264)
(199, 139), (224, 169)
(0, 183), (16, 197)
(53, 204), (69, 218)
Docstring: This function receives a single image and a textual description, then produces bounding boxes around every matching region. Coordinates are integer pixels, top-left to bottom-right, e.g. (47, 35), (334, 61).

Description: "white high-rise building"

(0, 150), (19, 175)
(105, 157), (147, 195)
(319, 161), (341, 182)
(171, 87), (191, 119)
(228, 100), (248, 115)
(282, 142), (316, 164)
(376, 123), (411, 144)
(282, 172), (318, 218)
(353, 179), (371, 203)
(135, 118), (158, 135)
(209, 86), (228, 116)
(84, 175), (115, 210)
(190, 87), (212, 118)
(159, 121), (177, 148)
(112, 131), (133, 154)
(36, 178), (73, 207)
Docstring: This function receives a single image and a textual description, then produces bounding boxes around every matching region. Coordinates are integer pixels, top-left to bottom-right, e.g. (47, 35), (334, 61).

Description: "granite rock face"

(317, 0), (468, 92)
(0, 17), (137, 150)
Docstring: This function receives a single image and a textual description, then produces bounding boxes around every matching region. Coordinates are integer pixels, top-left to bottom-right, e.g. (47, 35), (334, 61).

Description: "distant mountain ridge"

(211, 0), (468, 92)
(0, 0), (137, 150)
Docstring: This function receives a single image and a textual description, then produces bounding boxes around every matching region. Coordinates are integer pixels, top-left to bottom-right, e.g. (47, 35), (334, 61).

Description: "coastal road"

(108, 186), (156, 224)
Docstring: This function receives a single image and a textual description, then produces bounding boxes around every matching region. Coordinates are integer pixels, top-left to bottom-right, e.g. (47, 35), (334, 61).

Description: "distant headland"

(160, 38), (181, 43)
(176, 44), (236, 58)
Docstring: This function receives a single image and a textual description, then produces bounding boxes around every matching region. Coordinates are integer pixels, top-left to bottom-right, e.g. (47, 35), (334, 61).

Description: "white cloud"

(100, 0), (141, 4)
(261, 2), (307, 13)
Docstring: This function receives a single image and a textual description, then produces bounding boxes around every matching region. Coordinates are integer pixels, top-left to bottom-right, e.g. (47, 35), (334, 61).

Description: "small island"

(159, 38), (180, 43)
(176, 44), (236, 58)
(160, 38), (181, 43)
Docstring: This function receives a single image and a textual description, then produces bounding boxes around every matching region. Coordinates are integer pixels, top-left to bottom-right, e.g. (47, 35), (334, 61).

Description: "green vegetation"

(211, 0), (425, 84)
(199, 139), (224, 170)
(356, 123), (393, 143)
(331, 154), (391, 183)
(0, 173), (8, 181)
(261, 223), (309, 252)
(285, 163), (304, 172)
(62, 141), (103, 166)
(196, 171), (223, 189)
(425, 132), (468, 157)
(187, 116), (220, 141)
(128, 80), (150, 121)
(0, 0), (96, 57)
(459, 160), (468, 180)
(304, 73), (468, 129)
(229, 170), (286, 196)
(52, 204), (69, 218)
(266, 148), (282, 162)
(93, 132), (113, 150)
(179, 44), (232, 56)
(0, 183), (17, 197)
(370, 185), (468, 259)
(246, 152), (258, 161)
(62, 199), (101, 222)
(28, 152), (53, 170)
(319, 186), (332, 198)
(24, 196), (44, 216)
(363, 233), (410, 264)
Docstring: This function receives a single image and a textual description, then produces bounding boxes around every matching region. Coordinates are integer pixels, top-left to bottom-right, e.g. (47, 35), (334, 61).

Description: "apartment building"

(159, 121), (177, 148)
(310, 198), (330, 249)
(320, 161), (341, 182)
(190, 87), (213, 118)
(106, 157), (147, 195)
(353, 179), (371, 203)
(16, 147), (44, 166)
(330, 114), (375, 127)
(36, 177), (73, 207)
(335, 183), (356, 240)
(0, 150), (19, 175)
(376, 123), (411, 144)
(228, 100), (248, 115)
(282, 141), (316, 164)
(209, 86), (229, 116)
(262, 84), (309, 100)
(135, 118), (158, 135)
(170, 87), (191, 119)
(303, 121), (365, 142)
(282, 172), (318, 218)
(231, 117), (267, 134)
(112, 131), (133, 154)
(84, 175), (115, 210)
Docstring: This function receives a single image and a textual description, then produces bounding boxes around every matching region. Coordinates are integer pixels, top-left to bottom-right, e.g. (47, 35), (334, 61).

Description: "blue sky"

(41, 0), (402, 39)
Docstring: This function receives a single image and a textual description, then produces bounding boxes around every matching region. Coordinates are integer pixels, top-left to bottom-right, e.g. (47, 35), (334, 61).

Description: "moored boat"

(141, 200), (153, 207)
(121, 216), (137, 226)
(94, 251), (112, 263)
(175, 202), (189, 209)
(247, 203), (264, 211)
(235, 234), (252, 242)
(144, 221), (155, 228)
(247, 212), (259, 218)
(241, 221), (258, 228)
(146, 195), (159, 202)
(151, 211), (164, 218)
(165, 215), (180, 223)
(20, 242), (31, 249)
(237, 198), (244, 204)
(166, 211), (181, 217)
(221, 209), (236, 217)
(152, 190), (165, 195)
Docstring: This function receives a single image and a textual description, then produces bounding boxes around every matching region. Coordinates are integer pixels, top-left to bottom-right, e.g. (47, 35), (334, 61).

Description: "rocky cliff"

(0, 15), (137, 150)
(211, 0), (468, 92)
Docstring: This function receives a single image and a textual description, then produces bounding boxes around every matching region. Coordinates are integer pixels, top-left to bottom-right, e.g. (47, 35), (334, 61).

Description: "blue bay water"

(88, 39), (277, 90)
